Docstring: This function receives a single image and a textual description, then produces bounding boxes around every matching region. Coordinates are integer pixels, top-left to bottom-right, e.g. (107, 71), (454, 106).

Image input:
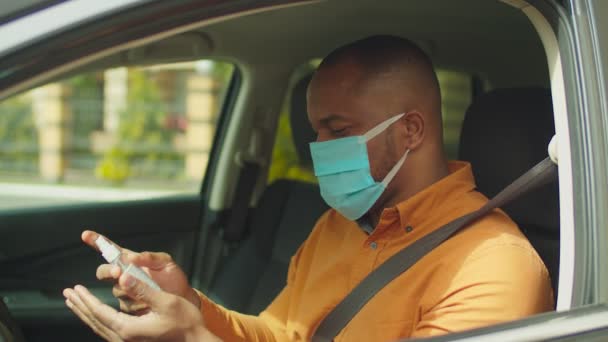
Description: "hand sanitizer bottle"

(95, 236), (161, 291)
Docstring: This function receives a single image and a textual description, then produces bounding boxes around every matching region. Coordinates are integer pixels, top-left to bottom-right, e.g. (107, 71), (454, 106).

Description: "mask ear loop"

(381, 149), (410, 187)
(361, 113), (405, 142)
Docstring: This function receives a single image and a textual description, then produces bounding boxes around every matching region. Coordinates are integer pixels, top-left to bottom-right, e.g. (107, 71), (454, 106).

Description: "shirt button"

(370, 242), (378, 250)
(405, 226), (414, 233)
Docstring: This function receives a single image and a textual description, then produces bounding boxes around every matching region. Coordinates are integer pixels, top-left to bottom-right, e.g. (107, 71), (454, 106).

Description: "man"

(63, 35), (553, 341)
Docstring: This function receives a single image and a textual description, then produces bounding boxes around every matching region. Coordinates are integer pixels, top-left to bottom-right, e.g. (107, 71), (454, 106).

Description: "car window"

(267, 63), (472, 184)
(267, 61), (318, 184)
(437, 69), (473, 159)
(0, 59), (234, 209)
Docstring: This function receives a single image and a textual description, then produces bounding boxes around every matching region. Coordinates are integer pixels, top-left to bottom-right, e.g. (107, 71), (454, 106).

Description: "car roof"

(197, 0), (548, 87)
(0, 0), (549, 98)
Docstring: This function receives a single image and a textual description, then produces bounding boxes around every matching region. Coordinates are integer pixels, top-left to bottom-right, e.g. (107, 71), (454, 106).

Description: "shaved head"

(307, 35), (449, 223)
(314, 35), (442, 137)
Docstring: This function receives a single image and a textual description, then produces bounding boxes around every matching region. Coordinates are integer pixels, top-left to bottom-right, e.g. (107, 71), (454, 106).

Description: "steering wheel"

(0, 298), (24, 342)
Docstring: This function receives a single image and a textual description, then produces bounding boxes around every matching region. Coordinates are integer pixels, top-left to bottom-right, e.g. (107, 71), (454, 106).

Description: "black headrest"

(459, 87), (559, 229)
(289, 73), (316, 166)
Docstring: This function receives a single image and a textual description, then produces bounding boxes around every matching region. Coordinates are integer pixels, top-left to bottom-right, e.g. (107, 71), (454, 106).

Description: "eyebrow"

(319, 114), (347, 126)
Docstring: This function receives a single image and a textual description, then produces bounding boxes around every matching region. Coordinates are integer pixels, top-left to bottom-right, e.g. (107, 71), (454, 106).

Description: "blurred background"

(0, 58), (470, 209)
(0, 60), (234, 208)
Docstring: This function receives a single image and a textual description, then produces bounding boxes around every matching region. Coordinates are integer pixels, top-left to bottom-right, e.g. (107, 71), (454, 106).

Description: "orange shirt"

(198, 161), (554, 341)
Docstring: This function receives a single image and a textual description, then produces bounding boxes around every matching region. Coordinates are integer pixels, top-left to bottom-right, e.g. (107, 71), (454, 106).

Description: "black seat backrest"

(208, 74), (327, 314)
(458, 87), (560, 297)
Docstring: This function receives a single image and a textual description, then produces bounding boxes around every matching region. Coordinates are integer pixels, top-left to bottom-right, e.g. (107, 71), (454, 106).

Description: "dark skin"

(307, 58), (449, 227)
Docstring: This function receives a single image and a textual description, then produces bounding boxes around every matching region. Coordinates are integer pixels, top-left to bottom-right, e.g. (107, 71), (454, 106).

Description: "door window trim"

(0, 0), (151, 59)
(503, 0), (576, 311)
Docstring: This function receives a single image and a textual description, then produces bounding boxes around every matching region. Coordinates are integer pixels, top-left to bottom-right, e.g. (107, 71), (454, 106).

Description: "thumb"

(127, 251), (172, 270)
(119, 270), (168, 311)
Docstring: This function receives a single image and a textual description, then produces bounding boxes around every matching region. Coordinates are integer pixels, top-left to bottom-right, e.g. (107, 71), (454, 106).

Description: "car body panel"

(0, 0), (607, 341)
(0, 195), (201, 341)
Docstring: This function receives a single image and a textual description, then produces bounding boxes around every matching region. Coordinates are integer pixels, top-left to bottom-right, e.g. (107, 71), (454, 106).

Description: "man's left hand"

(63, 271), (220, 342)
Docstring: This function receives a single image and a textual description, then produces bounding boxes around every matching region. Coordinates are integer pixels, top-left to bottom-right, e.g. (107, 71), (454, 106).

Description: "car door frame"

(1, 0), (608, 340)
(412, 0), (608, 338)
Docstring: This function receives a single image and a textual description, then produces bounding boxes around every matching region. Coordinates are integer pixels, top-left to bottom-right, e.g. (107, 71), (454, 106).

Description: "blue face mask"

(309, 113), (410, 220)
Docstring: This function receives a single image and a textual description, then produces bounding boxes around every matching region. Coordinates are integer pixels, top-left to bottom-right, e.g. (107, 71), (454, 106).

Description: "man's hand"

(81, 230), (200, 314)
(63, 272), (221, 342)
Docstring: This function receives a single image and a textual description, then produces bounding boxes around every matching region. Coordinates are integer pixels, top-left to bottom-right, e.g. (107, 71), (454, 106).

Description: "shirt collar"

(396, 161), (476, 228)
(358, 161), (476, 234)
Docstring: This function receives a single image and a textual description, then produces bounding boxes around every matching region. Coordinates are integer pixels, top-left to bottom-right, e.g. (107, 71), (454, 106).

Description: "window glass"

(0, 60), (234, 209)
(267, 62), (472, 184)
(267, 61), (318, 184)
(437, 70), (472, 159)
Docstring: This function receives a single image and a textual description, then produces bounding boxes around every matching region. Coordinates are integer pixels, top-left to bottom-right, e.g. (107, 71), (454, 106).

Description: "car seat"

(458, 87), (560, 300)
(208, 74), (328, 314)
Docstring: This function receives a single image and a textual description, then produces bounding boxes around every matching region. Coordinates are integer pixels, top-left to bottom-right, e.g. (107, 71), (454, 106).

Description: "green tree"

(96, 69), (180, 184)
(267, 109), (316, 184)
(267, 61), (319, 184)
(0, 95), (38, 173)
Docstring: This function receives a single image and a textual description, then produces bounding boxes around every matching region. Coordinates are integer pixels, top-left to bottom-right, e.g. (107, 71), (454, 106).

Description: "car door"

(2, 0), (608, 341)
(0, 62), (237, 342)
(0, 2), (247, 341)
(407, 0), (608, 339)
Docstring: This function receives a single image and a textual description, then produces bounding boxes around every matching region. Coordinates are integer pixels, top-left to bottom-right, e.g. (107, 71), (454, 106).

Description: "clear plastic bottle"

(95, 236), (161, 291)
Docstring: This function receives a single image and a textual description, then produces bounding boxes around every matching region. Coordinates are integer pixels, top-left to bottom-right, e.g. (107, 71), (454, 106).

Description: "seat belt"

(222, 161), (260, 242)
(312, 156), (558, 342)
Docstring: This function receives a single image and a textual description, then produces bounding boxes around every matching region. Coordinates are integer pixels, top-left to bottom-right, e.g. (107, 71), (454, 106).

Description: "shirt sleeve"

(411, 243), (554, 338)
(196, 245), (304, 342)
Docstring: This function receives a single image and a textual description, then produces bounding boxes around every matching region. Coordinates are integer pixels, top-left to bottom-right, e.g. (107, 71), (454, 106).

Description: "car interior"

(0, 0), (564, 341)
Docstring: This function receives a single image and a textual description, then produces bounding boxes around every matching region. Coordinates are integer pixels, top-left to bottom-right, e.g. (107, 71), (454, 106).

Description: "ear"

(400, 111), (425, 150)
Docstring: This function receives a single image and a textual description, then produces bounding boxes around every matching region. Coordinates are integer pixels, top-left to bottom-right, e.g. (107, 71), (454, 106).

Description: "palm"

(126, 295), (203, 339)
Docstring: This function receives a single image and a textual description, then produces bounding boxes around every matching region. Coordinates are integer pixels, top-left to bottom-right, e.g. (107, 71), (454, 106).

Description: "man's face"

(307, 60), (407, 182)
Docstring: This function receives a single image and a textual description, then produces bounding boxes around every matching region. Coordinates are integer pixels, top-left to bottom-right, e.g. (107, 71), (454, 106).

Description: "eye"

(331, 128), (347, 135)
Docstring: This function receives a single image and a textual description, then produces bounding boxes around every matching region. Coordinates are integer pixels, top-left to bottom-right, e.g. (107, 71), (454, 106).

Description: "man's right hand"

(82, 230), (200, 315)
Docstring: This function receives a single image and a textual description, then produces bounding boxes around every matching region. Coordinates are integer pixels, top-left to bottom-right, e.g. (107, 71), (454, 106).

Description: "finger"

(119, 300), (151, 316)
(113, 286), (150, 314)
(97, 264), (122, 281)
(82, 230), (129, 254)
(82, 230), (107, 251)
(64, 289), (121, 341)
(66, 298), (115, 341)
(73, 285), (135, 335)
(126, 251), (172, 270)
(112, 284), (146, 303)
(119, 272), (166, 310)
(64, 288), (93, 317)
(65, 297), (96, 331)
(112, 285), (128, 300)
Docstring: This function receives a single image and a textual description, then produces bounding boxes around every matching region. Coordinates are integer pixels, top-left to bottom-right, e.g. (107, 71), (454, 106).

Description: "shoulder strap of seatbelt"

(223, 161), (260, 242)
(312, 157), (558, 342)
